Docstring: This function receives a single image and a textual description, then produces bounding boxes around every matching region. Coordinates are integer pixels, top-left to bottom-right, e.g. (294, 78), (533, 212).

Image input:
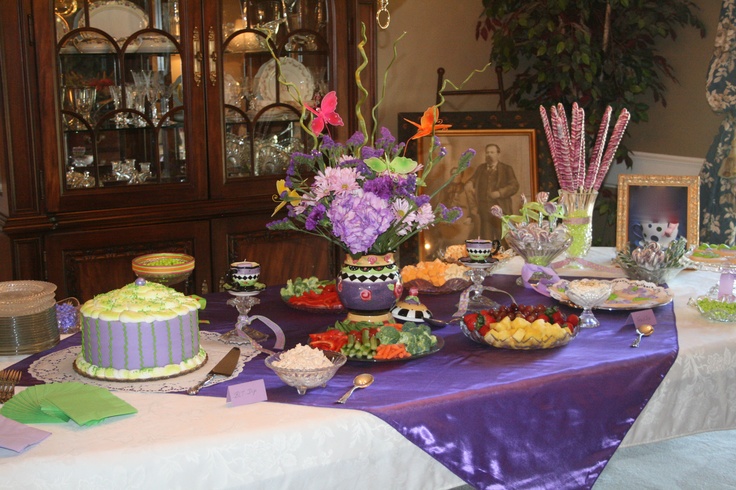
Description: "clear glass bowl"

(457, 317), (576, 350)
(689, 294), (736, 322)
(505, 227), (572, 266)
(617, 261), (685, 286)
(265, 350), (347, 394)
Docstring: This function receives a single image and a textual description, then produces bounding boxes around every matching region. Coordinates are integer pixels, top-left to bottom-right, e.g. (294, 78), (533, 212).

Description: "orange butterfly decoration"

(404, 106), (451, 141)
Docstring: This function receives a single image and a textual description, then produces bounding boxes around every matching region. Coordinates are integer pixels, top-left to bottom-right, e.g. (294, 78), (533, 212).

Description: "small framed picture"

(416, 128), (539, 260)
(616, 174), (700, 251)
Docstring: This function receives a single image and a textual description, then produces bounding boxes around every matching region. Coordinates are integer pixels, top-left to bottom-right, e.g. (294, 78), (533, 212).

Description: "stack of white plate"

(0, 281), (60, 355)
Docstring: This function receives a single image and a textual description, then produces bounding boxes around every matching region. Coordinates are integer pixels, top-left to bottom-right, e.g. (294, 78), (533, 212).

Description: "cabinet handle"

(208, 27), (217, 86)
(193, 27), (202, 86)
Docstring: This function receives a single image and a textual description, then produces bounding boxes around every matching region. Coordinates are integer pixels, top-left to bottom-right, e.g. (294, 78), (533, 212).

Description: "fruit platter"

(308, 320), (442, 361)
(280, 276), (344, 313)
(458, 303), (579, 350)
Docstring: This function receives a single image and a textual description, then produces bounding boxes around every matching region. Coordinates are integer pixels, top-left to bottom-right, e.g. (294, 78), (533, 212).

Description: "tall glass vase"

(336, 252), (403, 324)
(559, 190), (598, 267)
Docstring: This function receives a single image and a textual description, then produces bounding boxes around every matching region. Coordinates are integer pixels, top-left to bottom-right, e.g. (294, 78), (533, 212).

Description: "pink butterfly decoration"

(306, 91), (344, 134)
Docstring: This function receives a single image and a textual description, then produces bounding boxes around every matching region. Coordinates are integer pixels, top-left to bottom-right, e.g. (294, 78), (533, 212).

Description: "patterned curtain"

(702, 0), (736, 245)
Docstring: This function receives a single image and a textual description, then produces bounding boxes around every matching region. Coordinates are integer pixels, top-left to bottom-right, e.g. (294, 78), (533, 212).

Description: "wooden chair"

(435, 65), (507, 111)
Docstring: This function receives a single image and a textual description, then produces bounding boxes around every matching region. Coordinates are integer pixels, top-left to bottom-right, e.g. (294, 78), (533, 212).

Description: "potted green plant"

(476, 0), (705, 167)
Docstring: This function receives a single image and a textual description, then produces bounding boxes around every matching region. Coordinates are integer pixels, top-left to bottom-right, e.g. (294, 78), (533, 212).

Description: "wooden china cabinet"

(0, 0), (377, 301)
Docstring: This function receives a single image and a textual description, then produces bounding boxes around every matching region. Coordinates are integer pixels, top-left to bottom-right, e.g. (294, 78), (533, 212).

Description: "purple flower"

(305, 203), (326, 230)
(361, 145), (384, 160)
(327, 190), (394, 253)
(414, 193), (430, 207)
(267, 217), (292, 229)
(363, 175), (393, 199)
(319, 134), (339, 151)
(395, 174), (417, 197)
(347, 131), (365, 147)
(437, 204), (462, 223)
(375, 127), (396, 149)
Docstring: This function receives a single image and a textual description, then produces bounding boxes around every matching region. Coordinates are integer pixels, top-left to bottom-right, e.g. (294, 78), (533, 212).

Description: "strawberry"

(463, 313), (480, 331)
(480, 311), (496, 325)
(536, 313), (550, 323)
(479, 324), (491, 337)
(551, 311), (565, 325)
(566, 314), (580, 327)
(562, 321), (575, 333)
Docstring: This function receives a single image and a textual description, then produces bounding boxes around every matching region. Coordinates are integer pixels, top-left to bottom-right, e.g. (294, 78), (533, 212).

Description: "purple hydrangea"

(327, 190), (394, 254)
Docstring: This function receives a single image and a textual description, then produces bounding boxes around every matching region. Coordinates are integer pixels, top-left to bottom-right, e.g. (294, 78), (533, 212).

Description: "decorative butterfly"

(404, 106), (451, 140)
(306, 91), (344, 134)
(365, 155), (418, 175)
(271, 179), (301, 216)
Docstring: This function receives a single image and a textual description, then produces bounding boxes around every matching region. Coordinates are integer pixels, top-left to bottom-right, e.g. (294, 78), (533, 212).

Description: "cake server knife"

(187, 346), (241, 395)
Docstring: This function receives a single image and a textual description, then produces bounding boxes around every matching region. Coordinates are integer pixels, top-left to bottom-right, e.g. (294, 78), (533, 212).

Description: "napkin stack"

(0, 382), (137, 453)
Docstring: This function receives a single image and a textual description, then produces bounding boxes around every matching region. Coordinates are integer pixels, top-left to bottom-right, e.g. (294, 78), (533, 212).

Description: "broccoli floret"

(376, 325), (401, 345)
(398, 331), (419, 354)
(413, 334), (432, 354)
(403, 322), (431, 336)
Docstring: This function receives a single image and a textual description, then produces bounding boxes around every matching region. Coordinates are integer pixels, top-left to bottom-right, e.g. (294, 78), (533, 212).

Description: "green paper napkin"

(45, 387), (137, 426)
(0, 382), (136, 426)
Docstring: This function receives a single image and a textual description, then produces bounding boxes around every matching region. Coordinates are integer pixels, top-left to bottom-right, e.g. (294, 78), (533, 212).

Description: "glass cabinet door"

(54, 0), (189, 192)
(215, 0), (330, 186)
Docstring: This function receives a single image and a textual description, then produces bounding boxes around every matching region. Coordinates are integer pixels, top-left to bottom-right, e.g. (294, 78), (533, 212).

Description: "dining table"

(1, 247), (735, 489)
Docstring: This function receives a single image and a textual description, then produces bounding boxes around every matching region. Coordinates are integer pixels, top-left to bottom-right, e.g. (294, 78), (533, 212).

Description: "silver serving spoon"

(631, 324), (654, 348)
(336, 373), (374, 404)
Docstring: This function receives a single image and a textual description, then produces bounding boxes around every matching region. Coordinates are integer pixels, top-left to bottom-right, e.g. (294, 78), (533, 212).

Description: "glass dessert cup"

(565, 279), (614, 329)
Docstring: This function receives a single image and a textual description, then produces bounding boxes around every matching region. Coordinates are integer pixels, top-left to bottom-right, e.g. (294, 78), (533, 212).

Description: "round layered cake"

(74, 281), (207, 381)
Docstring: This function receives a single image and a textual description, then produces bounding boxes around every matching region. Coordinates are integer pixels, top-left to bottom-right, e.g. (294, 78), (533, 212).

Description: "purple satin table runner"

(10, 274), (678, 489)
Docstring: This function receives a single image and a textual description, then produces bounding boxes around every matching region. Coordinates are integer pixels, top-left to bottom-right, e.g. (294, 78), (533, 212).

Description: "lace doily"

(28, 331), (260, 393)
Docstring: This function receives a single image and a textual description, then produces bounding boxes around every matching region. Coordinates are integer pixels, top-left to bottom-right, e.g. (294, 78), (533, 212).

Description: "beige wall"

(374, 0), (722, 161)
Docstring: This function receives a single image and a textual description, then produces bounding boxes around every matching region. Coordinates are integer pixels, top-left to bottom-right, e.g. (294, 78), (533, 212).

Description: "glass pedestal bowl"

(505, 225), (572, 266)
(132, 253), (195, 286)
(505, 225), (572, 285)
(265, 350), (347, 395)
(565, 279), (614, 329)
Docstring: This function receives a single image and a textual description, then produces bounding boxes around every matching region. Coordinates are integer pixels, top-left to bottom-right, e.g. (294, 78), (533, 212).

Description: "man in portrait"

(473, 143), (520, 240)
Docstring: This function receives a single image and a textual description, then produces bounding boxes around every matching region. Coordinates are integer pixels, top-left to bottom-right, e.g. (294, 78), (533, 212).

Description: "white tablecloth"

(1, 248), (734, 489)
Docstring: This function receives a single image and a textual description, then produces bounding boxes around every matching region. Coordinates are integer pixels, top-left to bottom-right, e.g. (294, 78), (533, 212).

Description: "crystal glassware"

(71, 87), (97, 128)
(265, 350), (346, 395)
(565, 279), (613, 329)
(559, 189), (598, 267)
(504, 224), (571, 285)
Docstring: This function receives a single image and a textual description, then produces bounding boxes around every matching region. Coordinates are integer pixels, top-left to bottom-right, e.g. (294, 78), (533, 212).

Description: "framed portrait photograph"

(416, 128), (539, 260)
(616, 174), (700, 251)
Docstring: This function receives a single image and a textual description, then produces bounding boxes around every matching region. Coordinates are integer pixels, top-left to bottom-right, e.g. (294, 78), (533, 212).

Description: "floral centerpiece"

(265, 29), (477, 322)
